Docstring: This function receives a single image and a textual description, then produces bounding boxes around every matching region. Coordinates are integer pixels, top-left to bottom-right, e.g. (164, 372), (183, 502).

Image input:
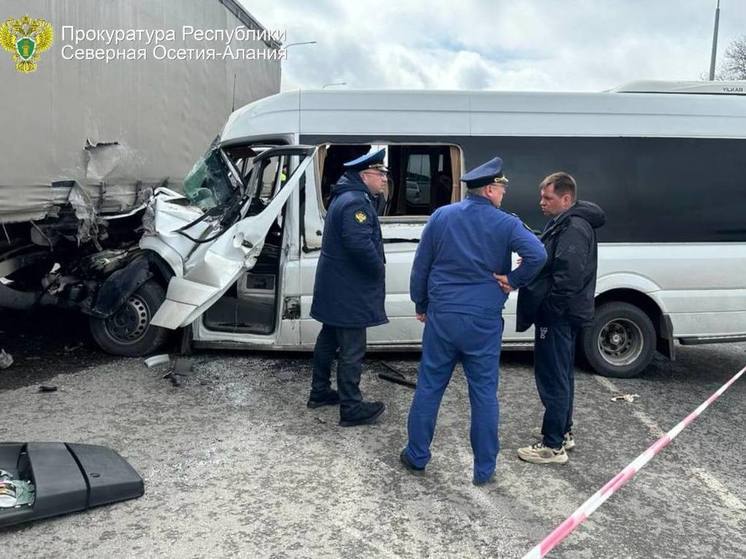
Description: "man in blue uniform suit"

(400, 156), (547, 485)
(308, 148), (389, 427)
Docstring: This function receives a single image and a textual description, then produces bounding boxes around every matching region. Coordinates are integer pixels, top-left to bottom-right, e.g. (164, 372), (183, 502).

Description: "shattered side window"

(258, 156), (283, 203)
(183, 147), (237, 210)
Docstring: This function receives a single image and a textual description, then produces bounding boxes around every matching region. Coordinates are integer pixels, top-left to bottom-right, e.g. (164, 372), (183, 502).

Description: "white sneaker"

(531, 428), (575, 451)
(517, 442), (569, 464)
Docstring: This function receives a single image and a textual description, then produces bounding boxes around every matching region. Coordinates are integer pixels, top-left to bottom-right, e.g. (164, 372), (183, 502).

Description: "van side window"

(257, 156), (281, 203)
(406, 154), (431, 212)
(319, 144), (460, 217)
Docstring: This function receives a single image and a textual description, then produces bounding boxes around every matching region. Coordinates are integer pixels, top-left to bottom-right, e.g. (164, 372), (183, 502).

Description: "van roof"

(221, 82), (746, 143)
(612, 80), (746, 95)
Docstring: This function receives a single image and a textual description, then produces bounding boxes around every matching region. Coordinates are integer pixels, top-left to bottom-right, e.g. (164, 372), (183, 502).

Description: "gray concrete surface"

(1, 339), (745, 558)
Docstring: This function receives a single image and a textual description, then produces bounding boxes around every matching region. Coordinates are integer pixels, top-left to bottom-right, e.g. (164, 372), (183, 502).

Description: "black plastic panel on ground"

(0, 442), (143, 529)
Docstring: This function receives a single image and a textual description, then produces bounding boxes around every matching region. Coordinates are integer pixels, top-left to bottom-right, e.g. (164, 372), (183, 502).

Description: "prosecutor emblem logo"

(0, 15), (54, 73)
(354, 210), (367, 224)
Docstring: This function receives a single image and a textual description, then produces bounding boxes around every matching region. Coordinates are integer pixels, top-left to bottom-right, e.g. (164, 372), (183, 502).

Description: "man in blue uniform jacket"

(400, 156), (547, 485)
(309, 149), (389, 427)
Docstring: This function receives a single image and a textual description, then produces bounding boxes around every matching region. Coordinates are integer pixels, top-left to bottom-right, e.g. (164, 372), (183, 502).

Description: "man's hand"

(493, 273), (514, 294)
(416, 313), (427, 323)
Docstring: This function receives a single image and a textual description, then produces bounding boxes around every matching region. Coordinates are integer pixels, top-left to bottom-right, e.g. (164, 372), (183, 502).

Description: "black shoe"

(399, 449), (425, 475)
(472, 473), (496, 486)
(307, 389), (340, 409)
(339, 401), (385, 427)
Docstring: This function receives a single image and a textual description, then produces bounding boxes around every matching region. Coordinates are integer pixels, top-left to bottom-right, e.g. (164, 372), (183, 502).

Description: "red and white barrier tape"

(522, 364), (746, 559)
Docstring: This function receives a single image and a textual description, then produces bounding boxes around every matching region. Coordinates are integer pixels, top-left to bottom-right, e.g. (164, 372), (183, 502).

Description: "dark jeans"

(311, 324), (367, 413)
(534, 320), (578, 449)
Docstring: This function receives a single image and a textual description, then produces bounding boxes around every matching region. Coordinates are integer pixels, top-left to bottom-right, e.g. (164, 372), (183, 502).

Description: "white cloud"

(241, 0), (746, 92)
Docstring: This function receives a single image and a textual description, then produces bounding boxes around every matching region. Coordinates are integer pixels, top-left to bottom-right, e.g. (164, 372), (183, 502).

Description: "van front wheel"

(580, 302), (656, 378)
(89, 280), (169, 357)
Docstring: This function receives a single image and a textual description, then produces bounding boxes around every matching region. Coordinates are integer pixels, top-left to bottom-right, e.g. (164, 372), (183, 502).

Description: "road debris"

(378, 362), (417, 389)
(63, 343), (84, 353)
(611, 393), (640, 403)
(144, 354), (170, 368)
(38, 385), (58, 393)
(163, 356), (193, 387)
(0, 349), (12, 369)
(0, 469), (35, 508)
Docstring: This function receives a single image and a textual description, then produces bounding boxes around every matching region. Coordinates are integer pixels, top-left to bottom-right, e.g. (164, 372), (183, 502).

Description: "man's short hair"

(540, 172), (577, 200)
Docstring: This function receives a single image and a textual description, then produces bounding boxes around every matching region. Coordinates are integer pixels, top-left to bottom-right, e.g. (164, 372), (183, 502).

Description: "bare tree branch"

(720, 36), (746, 80)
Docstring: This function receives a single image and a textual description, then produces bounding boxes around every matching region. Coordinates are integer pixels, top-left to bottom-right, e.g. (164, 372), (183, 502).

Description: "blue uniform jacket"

(310, 172), (388, 328)
(410, 194), (547, 318)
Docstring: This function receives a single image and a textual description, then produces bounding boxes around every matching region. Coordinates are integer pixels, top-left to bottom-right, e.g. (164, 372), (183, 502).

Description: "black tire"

(580, 301), (656, 378)
(89, 280), (169, 357)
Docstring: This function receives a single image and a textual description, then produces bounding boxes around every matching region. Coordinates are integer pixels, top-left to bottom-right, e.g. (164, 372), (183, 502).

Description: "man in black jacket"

(308, 149), (389, 427)
(513, 172), (605, 464)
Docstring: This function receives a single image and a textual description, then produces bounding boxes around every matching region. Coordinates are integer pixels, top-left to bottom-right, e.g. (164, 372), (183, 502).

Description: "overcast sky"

(240, 0), (746, 92)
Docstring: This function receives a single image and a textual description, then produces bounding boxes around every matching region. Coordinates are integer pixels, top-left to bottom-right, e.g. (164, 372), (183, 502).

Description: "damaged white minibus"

(144, 80), (746, 377)
(5, 81), (746, 377)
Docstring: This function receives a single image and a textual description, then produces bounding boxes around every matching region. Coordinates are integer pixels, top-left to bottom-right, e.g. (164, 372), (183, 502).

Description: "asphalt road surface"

(1, 308), (745, 558)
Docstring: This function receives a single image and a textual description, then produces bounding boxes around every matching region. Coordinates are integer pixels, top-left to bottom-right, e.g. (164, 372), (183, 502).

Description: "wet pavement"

(1, 310), (745, 558)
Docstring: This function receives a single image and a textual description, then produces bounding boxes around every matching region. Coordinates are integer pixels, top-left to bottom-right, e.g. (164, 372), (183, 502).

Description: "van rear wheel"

(580, 302), (656, 378)
(89, 280), (169, 357)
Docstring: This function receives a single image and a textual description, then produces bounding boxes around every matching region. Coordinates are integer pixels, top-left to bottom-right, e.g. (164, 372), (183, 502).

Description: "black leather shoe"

(339, 401), (385, 427)
(307, 389), (340, 409)
(399, 449), (425, 475)
(472, 473), (496, 487)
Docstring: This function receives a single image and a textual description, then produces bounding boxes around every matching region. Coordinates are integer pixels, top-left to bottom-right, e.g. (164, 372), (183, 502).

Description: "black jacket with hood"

(516, 201), (606, 331)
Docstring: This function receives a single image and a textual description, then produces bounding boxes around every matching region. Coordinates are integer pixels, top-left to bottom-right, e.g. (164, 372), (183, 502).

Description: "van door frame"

(298, 141), (467, 350)
(151, 145), (315, 331)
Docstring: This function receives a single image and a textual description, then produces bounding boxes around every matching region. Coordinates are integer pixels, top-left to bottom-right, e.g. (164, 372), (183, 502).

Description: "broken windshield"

(183, 142), (241, 210)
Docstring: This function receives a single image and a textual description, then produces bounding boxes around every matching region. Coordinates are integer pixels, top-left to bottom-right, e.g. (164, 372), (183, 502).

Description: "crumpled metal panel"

(0, 0), (281, 223)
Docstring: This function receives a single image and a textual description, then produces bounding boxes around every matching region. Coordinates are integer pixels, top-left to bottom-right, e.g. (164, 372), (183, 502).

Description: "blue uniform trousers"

(405, 311), (503, 483)
(534, 320), (578, 449)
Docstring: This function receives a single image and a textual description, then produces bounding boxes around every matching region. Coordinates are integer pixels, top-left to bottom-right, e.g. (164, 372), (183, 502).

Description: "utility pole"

(709, 0), (721, 80)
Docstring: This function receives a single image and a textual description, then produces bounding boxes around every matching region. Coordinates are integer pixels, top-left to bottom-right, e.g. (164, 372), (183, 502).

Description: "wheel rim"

(597, 318), (644, 367)
(104, 295), (150, 345)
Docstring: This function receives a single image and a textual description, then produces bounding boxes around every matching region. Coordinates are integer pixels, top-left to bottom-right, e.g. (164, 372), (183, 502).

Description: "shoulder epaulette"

(503, 210), (536, 234)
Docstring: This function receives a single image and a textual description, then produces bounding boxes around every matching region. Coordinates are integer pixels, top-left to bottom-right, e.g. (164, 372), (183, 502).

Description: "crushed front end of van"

(0, 145), (316, 357)
(0, 181), (180, 356)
